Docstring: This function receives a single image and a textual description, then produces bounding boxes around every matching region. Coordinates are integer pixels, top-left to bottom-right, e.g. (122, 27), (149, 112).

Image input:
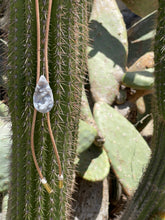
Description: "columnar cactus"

(121, 1), (165, 219)
(7, 0), (88, 219)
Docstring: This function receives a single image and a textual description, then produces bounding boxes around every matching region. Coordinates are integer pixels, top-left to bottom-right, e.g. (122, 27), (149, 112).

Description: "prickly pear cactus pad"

(121, 0), (158, 17)
(76, 144), (110, 182)
(0, 102), (11, 192)
(94, 102), (151, 195)
(0, 120), (11, 192)
(2, 194), (8, 219)
(0, 101), (8, 117)
(127, 11), (157, 67)
(77, 119), (97, 154)
(80, 88), (95, 124)
(0, 39), (7, 87)
(88, 0), (128, 105)
(122, 70), (154, 90)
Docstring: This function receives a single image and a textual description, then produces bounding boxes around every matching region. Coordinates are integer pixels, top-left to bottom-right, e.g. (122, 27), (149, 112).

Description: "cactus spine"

(7, 0), (88, 219)
(121, 1), (165, 219)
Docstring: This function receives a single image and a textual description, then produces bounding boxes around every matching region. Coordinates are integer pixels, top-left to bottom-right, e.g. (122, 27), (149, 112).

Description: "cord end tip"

(41, 178), (53, 194)
(59, 180), (63, 189)
(43, 182), (53, 194)
(58, 174), (64, 189)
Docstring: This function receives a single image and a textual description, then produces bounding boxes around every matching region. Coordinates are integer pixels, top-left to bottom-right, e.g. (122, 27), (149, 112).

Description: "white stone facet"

(33, 75), (54, 113)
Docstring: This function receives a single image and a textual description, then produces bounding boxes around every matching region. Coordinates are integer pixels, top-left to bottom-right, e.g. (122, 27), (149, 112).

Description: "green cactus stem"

(121, 1), (165, 219)
(7, 0), (88, 219)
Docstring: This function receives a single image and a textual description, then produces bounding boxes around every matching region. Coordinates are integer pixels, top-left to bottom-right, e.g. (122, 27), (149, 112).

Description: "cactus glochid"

(7, 0), (88, 219)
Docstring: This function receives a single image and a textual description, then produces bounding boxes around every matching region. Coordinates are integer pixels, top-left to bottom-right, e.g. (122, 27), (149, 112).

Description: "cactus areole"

(7, 0), (88, 219)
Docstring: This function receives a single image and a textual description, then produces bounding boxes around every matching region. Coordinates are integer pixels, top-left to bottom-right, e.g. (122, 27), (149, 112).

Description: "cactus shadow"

(74, 143), (106, 220)
(77, 144), (102, 178)
(127, 39), (154, 66)
(72, 176), (105, 220)
(88, 20), (127, 68)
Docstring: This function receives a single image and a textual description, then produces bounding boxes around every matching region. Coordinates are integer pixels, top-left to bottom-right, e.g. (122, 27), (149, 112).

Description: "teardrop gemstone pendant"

(33, 75), (54, 113)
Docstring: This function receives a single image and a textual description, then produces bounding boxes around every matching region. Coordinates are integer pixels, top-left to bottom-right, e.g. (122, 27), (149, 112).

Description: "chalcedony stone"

(33, 75), (54, 113)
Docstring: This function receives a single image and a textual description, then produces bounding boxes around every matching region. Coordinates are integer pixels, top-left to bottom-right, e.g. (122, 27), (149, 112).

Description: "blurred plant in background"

(74, 0), (157, 218)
